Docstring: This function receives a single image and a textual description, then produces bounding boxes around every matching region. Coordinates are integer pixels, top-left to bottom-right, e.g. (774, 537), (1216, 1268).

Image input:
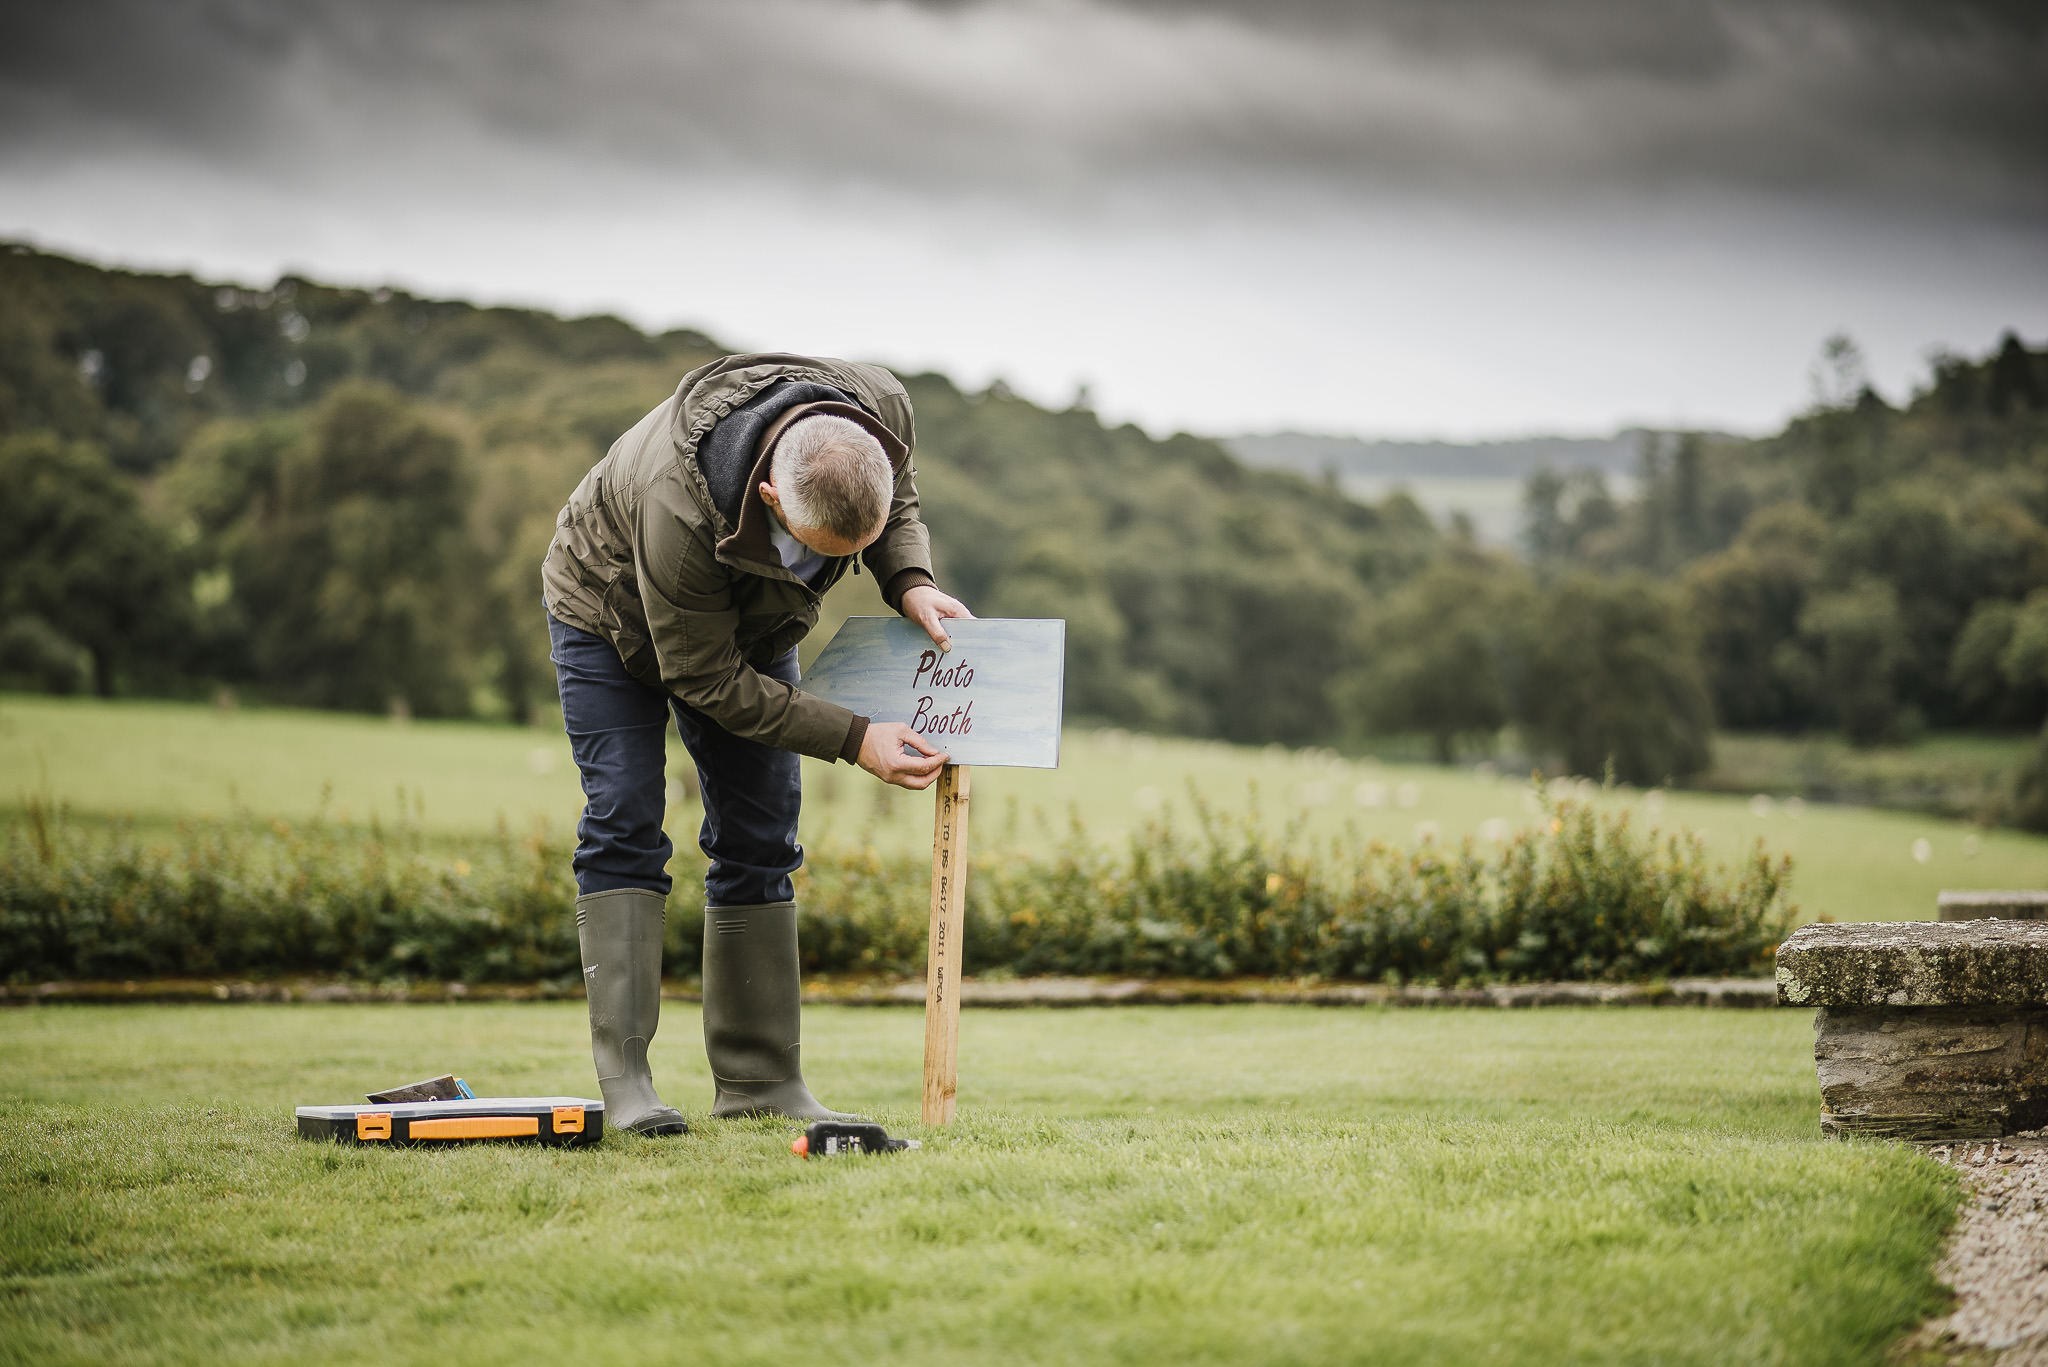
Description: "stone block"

(1813, 1006), (2048, 1139)
(1940, 890), (2048, 922)
(1777, 920), (2048, 1008)
(1778, 921), (2048, 1140)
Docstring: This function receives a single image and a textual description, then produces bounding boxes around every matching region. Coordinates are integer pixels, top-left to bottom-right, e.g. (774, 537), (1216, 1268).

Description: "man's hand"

(859, 722), (948, 790)
(901, 584), (974, 652)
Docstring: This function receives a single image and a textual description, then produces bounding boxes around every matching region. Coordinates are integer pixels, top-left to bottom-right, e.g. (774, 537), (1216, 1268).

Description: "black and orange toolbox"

(297, 1096), (605, 1147)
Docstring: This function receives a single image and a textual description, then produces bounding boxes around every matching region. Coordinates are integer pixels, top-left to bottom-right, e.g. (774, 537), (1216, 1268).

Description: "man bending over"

(541, 353), (971, 1134)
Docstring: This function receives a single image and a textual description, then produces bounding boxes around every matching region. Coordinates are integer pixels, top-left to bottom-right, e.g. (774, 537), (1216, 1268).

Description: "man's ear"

(758, 480), (781, 511)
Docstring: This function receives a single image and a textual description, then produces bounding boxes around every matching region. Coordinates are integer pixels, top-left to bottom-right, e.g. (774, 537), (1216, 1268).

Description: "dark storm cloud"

(1118, 0), (2048, 207)
(1089, 0), (2043, 79)
(3, 0), (2043, 222)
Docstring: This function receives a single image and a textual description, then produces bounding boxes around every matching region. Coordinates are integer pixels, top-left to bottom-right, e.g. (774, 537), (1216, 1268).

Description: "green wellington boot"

(702, 902), (862, 1121)
(576, 888), (689, 1136)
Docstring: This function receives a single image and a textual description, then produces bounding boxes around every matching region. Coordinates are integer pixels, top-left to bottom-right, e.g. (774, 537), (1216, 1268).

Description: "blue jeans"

(548, 613), (803, 906)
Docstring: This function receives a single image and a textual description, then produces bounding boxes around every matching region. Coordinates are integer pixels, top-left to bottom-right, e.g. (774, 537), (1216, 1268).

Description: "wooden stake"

(922, 763), (971, 1125)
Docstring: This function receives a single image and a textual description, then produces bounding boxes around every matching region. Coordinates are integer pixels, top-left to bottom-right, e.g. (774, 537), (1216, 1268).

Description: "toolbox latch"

(552, 1105), (585, 1135)
(356, 1111), (393, 1142)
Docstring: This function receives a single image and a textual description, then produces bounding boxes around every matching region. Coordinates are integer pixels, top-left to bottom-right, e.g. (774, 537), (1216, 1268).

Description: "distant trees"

(0, 285), (100, 443)
(171, 385), (480, 716)
(1519, 575), (1714, 785)
(1341, 321), (2044, 785)
(1798, 580), (1913, 745)
(0, 434), (186, 695)
(12, 245), (1450, 733)
(1180, 562), (1366, 745)
(1522, 332), (2048, 761)
(985, 533), (1140, 724)
(1335, 560), (1714, 783)
(5, 244), (2046, 808)
(1670, 433), (1707, 560)
(1989, 331), (2046, 417)
(1523, 468), (1621, 567)
(1681, 508), (1825, 731)
(1951, 593), (2048, 726)
(1341, 561), (1524, 763)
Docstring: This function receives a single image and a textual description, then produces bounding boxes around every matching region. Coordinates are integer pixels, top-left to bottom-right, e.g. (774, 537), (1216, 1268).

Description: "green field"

(0, 695), (1994, 1362)
(0, 1003), (1956, 1366)
(1698, 731), (2032, 821)
(5, 694), (2044, 924)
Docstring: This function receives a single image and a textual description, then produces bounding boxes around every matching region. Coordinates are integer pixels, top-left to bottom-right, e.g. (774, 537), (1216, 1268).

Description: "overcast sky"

(3, 0), (2043, 439)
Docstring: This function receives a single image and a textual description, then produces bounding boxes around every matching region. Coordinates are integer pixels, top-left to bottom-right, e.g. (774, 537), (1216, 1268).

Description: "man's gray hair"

(770, 414), (893, 542)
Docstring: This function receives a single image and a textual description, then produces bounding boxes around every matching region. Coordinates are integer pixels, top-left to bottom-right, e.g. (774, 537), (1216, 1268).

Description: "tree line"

(1352, 331), (2048, 822)
(1, 245), (2044, 822)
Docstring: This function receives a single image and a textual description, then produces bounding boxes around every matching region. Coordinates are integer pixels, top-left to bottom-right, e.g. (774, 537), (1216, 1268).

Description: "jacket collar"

(711, 395), (911, 577)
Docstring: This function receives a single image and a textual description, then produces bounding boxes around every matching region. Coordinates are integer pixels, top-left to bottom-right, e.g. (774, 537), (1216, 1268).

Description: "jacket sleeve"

(635, 494), (861, 762)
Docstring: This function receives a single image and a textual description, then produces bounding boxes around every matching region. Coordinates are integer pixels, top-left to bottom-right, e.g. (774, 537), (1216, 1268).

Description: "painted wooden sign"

(801, 617), (1065, 769)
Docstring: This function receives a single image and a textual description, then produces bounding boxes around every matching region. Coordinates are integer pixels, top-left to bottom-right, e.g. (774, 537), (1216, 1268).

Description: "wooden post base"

(921, 764), (971, 1125)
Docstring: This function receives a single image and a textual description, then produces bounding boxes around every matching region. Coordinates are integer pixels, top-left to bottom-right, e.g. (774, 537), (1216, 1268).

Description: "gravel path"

(1903, 1132), (2048, 1364)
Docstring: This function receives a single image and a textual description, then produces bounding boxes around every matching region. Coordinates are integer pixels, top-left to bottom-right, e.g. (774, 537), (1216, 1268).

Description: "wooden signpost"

(802, 617), (1065, 1124)
(923, 764), (969, 1124)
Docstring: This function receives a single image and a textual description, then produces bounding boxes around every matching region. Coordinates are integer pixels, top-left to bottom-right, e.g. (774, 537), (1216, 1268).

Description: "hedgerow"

(0, 793), (1791, 985)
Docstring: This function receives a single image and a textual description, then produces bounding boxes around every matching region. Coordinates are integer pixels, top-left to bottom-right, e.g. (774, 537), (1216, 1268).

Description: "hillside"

(0, 243), (1438, 742)
(5, 244), (2046, 825)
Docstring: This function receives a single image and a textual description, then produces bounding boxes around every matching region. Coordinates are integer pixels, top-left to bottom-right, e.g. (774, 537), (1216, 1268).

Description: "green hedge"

(1, 796), (1792, 985)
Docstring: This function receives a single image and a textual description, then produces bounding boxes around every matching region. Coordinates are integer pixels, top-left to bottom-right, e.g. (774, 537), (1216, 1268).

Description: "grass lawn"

(0, 1002), (1957, 1366)
(6, 693), (2046, 924)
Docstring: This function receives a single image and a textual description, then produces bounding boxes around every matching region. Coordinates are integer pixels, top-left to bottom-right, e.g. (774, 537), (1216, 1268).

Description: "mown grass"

(5, 693), (2045, 925)
(0, 1004), (1957, 1366)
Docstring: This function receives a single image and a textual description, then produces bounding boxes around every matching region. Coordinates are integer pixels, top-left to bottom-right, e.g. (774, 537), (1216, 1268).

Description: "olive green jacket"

(541, 354), (935, 762)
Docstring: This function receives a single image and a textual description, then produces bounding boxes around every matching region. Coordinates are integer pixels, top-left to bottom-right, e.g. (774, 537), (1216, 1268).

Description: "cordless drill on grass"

(791, 1121), (920, 1157)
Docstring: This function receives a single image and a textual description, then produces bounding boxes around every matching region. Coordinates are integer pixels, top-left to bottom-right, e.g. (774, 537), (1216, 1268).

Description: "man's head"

(758, 414), (893, 557)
